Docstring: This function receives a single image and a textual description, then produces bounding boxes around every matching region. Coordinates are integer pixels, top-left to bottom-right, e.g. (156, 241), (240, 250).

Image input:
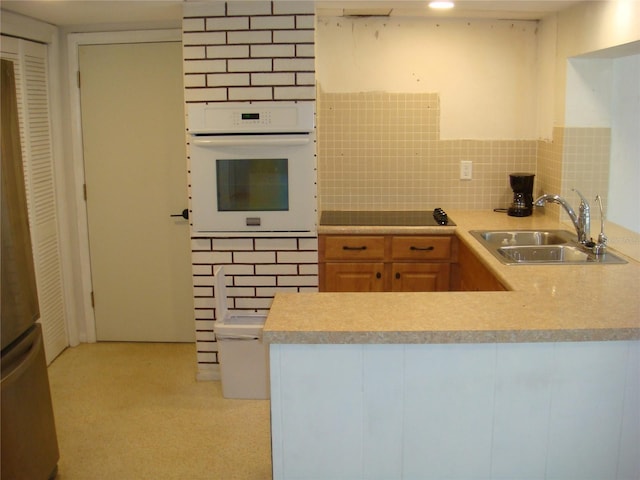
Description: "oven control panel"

(233, 110), (272, 127)
(188, 102), (315, 134)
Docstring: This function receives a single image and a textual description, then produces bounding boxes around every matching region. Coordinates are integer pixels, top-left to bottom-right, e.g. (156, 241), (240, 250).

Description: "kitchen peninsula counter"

(264, 210), (640, 344)
(267, 211), (639, 480)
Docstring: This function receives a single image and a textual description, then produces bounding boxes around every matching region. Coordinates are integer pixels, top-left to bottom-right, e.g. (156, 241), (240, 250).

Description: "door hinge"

(83, 183), (87, 200)
(91, 291), (95, 308)
(77, 70), (81, 89)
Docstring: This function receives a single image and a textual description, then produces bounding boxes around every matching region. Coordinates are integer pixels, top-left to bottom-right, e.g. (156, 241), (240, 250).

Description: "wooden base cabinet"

(455, 240), (506, 291)
(319, 234), (456, 292)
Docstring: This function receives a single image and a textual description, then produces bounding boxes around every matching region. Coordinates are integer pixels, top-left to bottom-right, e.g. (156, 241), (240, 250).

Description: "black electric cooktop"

(320, 209), (455, 227)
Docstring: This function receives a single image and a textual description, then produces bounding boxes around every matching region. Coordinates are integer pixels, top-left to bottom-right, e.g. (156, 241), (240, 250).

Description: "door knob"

(170, 208), (189, 220)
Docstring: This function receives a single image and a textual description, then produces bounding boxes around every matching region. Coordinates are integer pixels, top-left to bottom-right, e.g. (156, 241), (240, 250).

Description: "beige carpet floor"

(47, 342), (272, 480)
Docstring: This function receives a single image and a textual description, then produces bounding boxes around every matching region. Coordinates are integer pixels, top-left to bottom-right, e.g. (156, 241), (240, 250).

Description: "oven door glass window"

(216, 158), (289, 211)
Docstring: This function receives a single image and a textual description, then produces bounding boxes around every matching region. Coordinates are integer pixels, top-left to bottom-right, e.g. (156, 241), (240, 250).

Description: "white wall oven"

(188, 102), (316, 235)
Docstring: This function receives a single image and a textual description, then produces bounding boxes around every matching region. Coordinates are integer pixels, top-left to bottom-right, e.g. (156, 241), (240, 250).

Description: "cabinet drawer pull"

(343, 245), (367, 251)
(410, 245), (435, 251)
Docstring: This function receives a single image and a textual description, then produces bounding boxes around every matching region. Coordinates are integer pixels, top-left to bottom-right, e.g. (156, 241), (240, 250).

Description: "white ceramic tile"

(232, 251), (276, 264)
(205, 16), (248, 31)
(274, 86), (316, 100)
(183, 59), (226, 74)
(183, 31), (227, 47)
(273, 29), (315, 44)
(491, 343), (554, 479)
(273, 2), (314, 14)
(278, 344), (364, 479)
(182, 17), (205, 32)
(206, 45), (249, 59)
(228, 30), (272, 45)
(363, 345), (404, 479)
(227, 58), (273, 73)
(546, 341), (629, 480)
(228, 87), (273, 101)
(277, 250), (319, 263)
(226, 0), (271, 16)
(402, 343), (496, 479)
(295, 15), (316, 30)
(255, 264), (298, 275)
(251, 44), (296, 58)
(250, 15), (295, 30)
(207, 73), (250, 87)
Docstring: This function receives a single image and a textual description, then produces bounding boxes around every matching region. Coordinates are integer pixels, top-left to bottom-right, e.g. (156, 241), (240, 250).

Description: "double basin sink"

(470, 230), (627, 265)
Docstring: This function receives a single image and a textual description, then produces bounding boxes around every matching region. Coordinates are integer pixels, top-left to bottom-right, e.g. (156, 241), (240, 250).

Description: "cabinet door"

(324, 263), (385, 292)
(457, 241), (506, 291)
(391, 263), (450, 292)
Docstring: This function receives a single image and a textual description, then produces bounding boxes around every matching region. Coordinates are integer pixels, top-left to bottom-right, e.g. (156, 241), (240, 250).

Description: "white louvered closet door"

(1, 36), (68, 364)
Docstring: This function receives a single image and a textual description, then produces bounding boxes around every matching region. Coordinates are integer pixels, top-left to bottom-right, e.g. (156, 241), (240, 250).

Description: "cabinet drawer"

(322, 236), (385, 261)
(391, 236), (451, 261)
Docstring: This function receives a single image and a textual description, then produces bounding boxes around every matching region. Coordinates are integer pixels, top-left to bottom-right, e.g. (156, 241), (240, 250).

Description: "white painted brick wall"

(191, 235), (319, 375)
(227, 1), (272, 16)
(184, 1), (317, 376)
(251, 72), (295, 85)
(251, 15), (295, 30)
(183, 0), (315, 104)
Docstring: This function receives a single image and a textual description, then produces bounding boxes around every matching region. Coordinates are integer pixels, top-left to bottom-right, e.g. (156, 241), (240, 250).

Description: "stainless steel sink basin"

(498, 245), (590, 263)
(469, 230), (627, 265)
(474, 230), (576, 246)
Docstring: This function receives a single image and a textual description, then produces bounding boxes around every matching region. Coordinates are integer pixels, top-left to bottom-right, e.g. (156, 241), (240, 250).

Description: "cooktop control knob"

(433, 208), (449, 225)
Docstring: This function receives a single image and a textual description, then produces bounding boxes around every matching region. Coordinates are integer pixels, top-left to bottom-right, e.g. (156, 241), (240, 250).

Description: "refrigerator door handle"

(1, 326), (40, 383)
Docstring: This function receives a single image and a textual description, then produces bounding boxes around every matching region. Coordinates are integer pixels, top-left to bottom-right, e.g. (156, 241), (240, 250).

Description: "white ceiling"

(1, 0), (583, 28)
(0, 0), (184, 28)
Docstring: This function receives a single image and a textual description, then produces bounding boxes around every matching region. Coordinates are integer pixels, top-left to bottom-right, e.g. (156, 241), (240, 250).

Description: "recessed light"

(429, 1), (455, 9)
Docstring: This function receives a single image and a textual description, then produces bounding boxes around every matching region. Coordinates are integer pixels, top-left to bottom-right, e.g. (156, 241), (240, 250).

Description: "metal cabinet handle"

(410, 245), (434, 251)
(395, 272), (401, 279)
(170, 208), (189, 220)
(376, 272), (382, 279)
(343, 245), (367, 251)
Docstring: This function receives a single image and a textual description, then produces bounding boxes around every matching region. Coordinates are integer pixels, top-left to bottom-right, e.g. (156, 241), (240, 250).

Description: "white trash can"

(213, 267), (270, 399)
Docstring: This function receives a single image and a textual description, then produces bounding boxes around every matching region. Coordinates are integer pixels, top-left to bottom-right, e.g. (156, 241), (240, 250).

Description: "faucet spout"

(534, 190), (591, 244)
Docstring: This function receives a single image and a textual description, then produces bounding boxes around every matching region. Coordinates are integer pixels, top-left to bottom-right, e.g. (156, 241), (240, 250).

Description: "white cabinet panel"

(491, 342), (554, 478)
(363, 344), (404, 479)
(270, 341), (639, 480)
(546, 341), (629, 480)
(277, 344), (364, 479)
(617, 341), (640, 479)
(403, 344), (496, 479)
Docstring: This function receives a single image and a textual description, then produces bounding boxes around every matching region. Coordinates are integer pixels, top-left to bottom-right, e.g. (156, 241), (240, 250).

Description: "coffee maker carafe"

(508, 173), (535, 217)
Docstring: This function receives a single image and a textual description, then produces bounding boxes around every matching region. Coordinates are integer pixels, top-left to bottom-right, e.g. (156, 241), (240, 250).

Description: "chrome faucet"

(534, 189), (591, 245)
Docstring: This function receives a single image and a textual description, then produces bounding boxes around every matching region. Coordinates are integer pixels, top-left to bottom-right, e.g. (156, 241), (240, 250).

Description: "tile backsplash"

(536, 126), (611, 223)
(317, 90), (538, 212)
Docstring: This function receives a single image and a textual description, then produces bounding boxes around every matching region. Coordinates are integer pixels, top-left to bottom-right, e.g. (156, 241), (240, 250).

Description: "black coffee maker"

(507, 173), (535, 217)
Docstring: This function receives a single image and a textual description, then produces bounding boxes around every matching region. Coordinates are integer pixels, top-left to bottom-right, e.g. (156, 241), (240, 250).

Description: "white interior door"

(79, 42), (194, 342)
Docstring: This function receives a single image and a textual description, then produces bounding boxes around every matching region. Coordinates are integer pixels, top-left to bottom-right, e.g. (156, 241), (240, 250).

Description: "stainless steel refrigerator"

(1, 58), (60, 480)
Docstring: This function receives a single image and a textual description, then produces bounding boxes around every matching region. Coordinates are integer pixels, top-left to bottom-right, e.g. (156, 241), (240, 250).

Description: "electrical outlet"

(460, 160), (472, 180)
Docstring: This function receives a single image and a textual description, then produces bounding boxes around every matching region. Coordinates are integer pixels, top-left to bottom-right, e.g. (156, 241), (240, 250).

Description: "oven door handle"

(191, 136), (310, 147)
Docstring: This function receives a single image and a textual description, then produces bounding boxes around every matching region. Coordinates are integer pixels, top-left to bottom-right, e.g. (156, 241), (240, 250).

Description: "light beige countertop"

(263, 210), (640, 344)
